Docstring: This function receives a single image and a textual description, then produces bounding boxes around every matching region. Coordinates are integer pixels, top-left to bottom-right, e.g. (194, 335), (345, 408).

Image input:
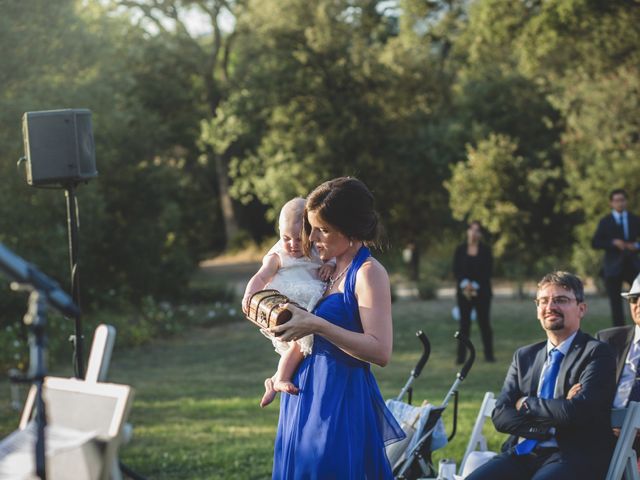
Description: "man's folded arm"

(519, 346), (616, 429)
(491, 354), (554, 439)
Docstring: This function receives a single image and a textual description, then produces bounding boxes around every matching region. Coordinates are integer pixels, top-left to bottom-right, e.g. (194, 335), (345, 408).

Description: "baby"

(242, 197), (334, 407)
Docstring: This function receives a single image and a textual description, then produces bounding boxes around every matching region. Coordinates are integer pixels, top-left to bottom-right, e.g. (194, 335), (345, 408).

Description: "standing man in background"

(592, 189), (640, 326)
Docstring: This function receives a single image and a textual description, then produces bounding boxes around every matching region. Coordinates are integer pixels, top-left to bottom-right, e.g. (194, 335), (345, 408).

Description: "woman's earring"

(349, 239), (353, 247)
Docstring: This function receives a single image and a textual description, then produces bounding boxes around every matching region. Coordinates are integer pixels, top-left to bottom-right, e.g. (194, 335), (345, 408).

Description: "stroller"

(386, 331), (476, 480)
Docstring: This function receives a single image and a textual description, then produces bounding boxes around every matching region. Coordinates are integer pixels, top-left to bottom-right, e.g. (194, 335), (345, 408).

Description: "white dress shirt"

(613, 210), (629, 240)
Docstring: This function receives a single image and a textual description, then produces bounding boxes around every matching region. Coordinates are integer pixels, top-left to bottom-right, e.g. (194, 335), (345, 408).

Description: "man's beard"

(544, 313), (565, 331)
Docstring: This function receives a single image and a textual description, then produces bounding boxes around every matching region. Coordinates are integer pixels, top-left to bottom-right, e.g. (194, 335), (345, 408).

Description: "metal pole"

(65, 185), (84, 379)
(25, 290), (48, 480)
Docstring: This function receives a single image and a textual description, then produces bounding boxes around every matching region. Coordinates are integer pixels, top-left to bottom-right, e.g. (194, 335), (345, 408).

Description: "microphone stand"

(0, 242), (81, 480)
(23, 289), (49, 480)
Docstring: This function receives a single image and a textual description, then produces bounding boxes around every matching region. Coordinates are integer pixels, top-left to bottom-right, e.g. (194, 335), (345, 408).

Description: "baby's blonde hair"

(278, 197), (306, 232)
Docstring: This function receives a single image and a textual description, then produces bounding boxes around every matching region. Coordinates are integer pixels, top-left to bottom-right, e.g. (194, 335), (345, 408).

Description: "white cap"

(621, 273), (640, 298)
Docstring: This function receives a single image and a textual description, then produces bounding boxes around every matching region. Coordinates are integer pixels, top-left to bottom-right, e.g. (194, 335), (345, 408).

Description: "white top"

(262, 240), (328, 356)
(266, 240), (327, 312)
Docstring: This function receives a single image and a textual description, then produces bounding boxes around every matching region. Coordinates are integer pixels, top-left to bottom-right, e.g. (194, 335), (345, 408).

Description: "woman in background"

(453, 220), (494, 363)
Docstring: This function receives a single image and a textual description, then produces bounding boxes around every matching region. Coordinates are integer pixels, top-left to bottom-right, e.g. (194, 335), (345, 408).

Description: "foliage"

(442, 0), (640, 279)
(0, 1), (225, 370)
(560, 66), (640, 278)
(0, 1), (218, 308)
(0, 286), (240, 372)
(446, 133), (573, 278)
(217, 0), (463, 276)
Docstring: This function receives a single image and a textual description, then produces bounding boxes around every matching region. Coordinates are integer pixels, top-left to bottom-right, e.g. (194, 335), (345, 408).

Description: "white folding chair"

(84, 324), (132, 480)
(16, 324), (131, 480)
(16, 376), (133, 480)
(458, 391), (497, 477)
(606, 401), (640, 480)
(85, 324), (117, 384)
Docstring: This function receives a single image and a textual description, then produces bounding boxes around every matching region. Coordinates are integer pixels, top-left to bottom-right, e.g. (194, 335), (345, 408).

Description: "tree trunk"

(403, 243), (421, 282)
(212, 151), (239, 245)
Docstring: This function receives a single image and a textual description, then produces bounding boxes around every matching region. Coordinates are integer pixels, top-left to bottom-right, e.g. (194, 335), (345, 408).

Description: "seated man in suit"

(467, 271), (616, 480)
(597, 273), (640, 469)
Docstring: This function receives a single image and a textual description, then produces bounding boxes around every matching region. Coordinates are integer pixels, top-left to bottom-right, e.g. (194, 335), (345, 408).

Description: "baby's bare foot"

(273, 380), (299, 396)
(260, 377), (277, 408)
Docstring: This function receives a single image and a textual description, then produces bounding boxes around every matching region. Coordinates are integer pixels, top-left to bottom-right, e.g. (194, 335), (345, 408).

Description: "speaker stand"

(65, 184), (85, 379)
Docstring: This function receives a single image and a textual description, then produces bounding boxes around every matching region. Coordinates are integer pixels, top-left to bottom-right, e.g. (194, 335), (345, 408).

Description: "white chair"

(85, 324), (117, 384)
(606, 401), (640, 480)
(84, 324), (131, 480)
(458, 391), (497, 478)
(15, 376), (133, 480)
(15, 324), (132, 480)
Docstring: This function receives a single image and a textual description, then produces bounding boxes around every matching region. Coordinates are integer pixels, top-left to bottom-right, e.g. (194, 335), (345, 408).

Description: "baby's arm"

(242, 253), (281, 313)
(317, 261), (336, 282)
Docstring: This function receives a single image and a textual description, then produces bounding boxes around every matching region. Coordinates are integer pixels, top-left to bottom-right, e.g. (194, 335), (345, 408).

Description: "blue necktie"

(515, 348), (565, 455)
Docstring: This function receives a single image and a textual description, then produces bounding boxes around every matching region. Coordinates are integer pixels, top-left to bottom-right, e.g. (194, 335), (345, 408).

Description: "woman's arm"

(268, 259), (393, 367)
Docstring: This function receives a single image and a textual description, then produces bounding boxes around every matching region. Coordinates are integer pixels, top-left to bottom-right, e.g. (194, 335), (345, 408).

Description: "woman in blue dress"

(267, 177), (405, 479)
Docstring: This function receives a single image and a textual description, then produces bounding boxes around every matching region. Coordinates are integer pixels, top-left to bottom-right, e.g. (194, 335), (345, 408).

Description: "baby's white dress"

(265, 240), (327, 356)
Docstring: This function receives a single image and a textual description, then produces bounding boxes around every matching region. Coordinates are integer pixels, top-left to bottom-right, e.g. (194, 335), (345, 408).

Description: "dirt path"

(196, 256), (601, 300)
(196, 258), (261, 296)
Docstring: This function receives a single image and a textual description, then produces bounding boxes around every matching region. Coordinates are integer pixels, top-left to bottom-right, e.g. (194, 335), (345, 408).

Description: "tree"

(225, 1), (398, 211)
(507, 0), (640, 279)
(446, 133), (574, 288)
(0, 0), (218, 307)
(113, 0), (243, 244)
(221, 0), (467, 283)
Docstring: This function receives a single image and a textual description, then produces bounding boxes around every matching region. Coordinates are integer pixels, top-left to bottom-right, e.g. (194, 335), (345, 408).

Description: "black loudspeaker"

(22, 109), (98, 186)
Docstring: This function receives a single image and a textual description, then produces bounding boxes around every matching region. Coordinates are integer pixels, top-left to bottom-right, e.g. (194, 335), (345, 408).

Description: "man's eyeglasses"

(534, 296), (579, 308)
(627, 296), (640, 305)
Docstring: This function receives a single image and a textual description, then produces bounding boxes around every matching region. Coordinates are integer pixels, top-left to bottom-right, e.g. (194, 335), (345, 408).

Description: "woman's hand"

(268, 303), (318, 342)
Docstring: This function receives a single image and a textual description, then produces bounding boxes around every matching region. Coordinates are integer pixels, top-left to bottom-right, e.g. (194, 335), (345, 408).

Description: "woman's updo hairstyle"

(302, 177), (381, 255)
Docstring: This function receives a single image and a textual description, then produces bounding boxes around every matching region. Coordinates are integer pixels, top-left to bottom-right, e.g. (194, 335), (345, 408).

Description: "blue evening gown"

(272, 246), (405, 479)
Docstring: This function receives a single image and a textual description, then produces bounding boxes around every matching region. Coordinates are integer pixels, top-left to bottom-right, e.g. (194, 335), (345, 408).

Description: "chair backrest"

(459, 391), (496, 476)
(19, 324), (119, 431)
(606, 401), (640, 480)
(17, 376), (133, 480)
(85, 324), (117, 383)
(19, 377), (133, 438)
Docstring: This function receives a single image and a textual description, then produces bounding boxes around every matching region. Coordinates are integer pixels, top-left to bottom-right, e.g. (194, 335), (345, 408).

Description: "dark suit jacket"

(492, 330), (616, 475)
(592, 212), (640, 277)
(453, 242), (493, 298)
(597, 326), (635, 383)
(596, 326), (640, 453)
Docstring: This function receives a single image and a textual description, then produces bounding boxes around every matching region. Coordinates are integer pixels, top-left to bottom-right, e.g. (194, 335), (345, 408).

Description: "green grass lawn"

(0, 295), (615, 479)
